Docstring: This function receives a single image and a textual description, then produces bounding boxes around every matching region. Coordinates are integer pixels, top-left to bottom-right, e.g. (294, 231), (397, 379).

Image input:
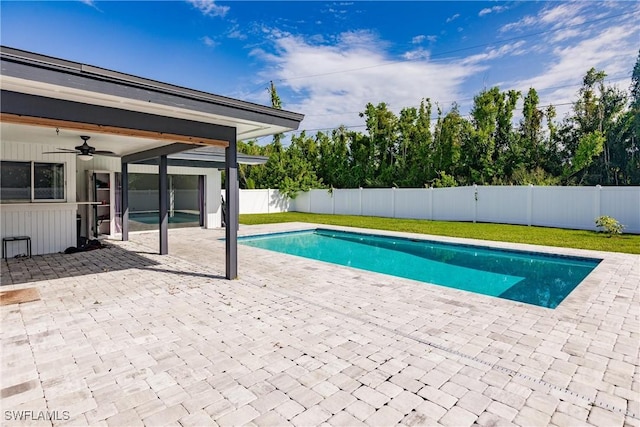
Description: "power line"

(298, 74), (631, 119)
(267, 12), (630, 84)
(242, 11), (634, 100)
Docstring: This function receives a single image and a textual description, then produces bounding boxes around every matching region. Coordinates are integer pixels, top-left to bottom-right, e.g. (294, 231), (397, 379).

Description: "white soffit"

(1, 75), (291, 140)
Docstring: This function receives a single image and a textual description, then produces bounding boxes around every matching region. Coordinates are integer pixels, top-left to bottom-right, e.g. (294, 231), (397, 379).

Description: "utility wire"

(245, 11), (630, 92)
(297, 74), (631, 119)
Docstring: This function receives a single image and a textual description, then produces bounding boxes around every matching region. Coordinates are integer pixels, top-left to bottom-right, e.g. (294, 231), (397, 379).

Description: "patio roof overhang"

(0, 45), (303, 279)
(132, 146), (268, 169)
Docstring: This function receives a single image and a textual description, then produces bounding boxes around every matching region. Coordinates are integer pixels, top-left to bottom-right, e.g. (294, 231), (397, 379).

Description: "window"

(0, 161), (30, 201)
(34, 163), (65, 200)
(1, 161), (65, 203)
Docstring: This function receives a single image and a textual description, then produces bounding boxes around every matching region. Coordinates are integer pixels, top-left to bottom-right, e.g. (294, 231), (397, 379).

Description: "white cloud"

(187, 0), (229, 18)
(506, 13), (639, 118)
(228, 25), (247, 40)
(412, 35), (437, 44)
(446, 13), (460, 23)
(403, 48), (430, 61)
(201, 36), (218, 47)
(499, 15), (536, 33)
(240, 2), (639, 136)
(500, 2), (587, 33)
(461, 41), (527, 65)
(249, 30), (486, 133)
(479, 5), (507, 17)
(79, 0), (100, 10)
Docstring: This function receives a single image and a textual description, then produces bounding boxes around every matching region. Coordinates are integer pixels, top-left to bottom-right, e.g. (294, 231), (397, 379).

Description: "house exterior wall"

(1, 140), (78, 257)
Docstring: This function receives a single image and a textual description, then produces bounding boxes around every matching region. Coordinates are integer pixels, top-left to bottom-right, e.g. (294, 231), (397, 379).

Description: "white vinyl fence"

(238, 185), (640, 234)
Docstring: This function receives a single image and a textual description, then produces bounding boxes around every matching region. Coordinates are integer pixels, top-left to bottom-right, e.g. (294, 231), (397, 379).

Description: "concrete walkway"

(1, 224), (638, 426)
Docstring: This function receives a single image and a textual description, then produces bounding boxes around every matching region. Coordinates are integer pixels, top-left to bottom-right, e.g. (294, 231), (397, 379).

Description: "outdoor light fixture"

(77, 154), (93, 161)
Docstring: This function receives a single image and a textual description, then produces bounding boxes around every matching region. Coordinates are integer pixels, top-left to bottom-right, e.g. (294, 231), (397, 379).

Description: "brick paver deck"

(1, 223), (638, 426)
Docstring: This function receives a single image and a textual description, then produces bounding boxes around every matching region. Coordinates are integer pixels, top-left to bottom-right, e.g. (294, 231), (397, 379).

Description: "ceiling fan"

(43, 135), (117, 161)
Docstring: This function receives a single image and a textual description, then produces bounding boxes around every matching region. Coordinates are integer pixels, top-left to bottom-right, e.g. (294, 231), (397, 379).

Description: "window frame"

(0, 160), (67, 203)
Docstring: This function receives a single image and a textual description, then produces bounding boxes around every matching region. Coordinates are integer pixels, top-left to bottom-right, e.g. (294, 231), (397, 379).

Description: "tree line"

(237, 52), (640, 197)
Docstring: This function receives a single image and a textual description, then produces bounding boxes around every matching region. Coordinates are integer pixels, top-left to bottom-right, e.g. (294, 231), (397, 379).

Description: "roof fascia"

(1, 46), (304, 130)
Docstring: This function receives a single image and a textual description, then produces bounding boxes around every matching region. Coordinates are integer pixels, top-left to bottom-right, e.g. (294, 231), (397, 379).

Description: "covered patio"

(0, 46), (304, 279)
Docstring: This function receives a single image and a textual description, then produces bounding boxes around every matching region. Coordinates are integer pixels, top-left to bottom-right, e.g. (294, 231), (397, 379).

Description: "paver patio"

(1, 223), (638, 426)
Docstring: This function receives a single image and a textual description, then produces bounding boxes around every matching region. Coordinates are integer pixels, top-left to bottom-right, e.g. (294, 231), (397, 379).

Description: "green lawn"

(239, 212), (640, 255)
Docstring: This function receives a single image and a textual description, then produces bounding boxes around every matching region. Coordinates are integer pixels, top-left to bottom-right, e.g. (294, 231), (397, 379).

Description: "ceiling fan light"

(77, 154), (93, 161)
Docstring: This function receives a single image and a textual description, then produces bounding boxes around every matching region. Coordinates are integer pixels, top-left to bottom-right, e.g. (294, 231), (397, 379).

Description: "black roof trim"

(0, 46), (304, 124)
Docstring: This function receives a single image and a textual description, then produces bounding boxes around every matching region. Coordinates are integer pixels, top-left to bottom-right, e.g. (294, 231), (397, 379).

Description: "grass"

(240, 212), (640, 255)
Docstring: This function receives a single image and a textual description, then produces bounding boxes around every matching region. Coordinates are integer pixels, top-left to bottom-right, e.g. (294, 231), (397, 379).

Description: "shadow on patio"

(0, 243), (162, 286)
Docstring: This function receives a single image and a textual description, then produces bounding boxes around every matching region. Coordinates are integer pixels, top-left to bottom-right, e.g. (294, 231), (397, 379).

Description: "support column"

(121, 161), (129, 241)
(225, 137), (238, 280)
(159, 155), (168, 255)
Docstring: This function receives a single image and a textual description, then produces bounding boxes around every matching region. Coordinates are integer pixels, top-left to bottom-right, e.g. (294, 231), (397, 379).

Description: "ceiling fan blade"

(56, 148), (80, 153)
(43, 149), (79, 154)
(94, 151), (118, 157)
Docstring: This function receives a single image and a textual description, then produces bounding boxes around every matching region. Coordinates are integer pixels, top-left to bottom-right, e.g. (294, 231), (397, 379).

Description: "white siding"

(1, 140), (78, 256)
(1, 139), (225, 257)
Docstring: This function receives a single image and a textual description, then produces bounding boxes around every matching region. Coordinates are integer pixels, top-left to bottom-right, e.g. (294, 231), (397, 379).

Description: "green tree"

(432, 104), (467, 185)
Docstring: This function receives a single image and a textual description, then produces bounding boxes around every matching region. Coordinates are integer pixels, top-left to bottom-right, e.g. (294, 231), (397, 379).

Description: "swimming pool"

(129, 211), (199, 225)
(239, 229), (601, 308)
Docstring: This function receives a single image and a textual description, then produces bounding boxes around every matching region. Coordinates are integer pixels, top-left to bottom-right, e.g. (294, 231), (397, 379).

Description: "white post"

(331, 187), (335, 215)
(594, 185), (601, 228)
(267, 188), (271, 214)
(359, 187), (363, 216)
(392, 187), (396, 218)
(527, 184), (533, 226)
(473, 184), (478, 224)
(169, 175), (175, 218)
(429, 187), (434, 220)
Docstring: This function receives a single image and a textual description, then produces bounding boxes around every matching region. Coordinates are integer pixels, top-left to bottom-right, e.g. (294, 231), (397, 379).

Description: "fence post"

(429, 187), (434, 220)
(359, 187), (363, 216)
(331, 187), (335, 215)
(594, 185), (601, 226)
(392, 187), (396, 218)
(473, 184), (478, 223)
(527, 184), (533, 226)
(267, 188), (271, 214)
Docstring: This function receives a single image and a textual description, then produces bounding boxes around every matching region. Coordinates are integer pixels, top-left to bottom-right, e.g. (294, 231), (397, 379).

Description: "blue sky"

(2, 1), (638, 143)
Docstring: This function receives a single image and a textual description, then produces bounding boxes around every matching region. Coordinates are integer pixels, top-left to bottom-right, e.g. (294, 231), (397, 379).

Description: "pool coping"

(233, 222), (628, 316)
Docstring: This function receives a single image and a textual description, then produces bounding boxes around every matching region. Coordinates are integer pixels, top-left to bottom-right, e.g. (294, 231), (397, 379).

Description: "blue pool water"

(239, 229), (601, 308)
(130, 211), (199, 225)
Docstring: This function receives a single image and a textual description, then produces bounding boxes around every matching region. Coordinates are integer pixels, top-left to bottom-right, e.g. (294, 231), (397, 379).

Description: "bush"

(595, 215), (624, 237)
